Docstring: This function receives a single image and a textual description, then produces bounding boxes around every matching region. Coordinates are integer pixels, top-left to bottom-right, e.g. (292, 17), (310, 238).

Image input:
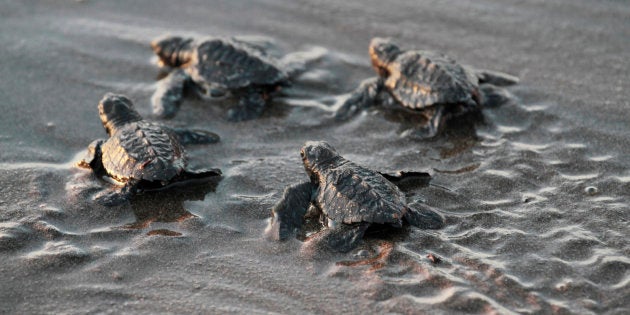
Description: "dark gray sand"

(1, 0), (629, 314)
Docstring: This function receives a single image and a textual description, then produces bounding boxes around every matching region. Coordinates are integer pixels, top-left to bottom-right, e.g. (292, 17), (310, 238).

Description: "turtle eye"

(300, 150), (305, 158)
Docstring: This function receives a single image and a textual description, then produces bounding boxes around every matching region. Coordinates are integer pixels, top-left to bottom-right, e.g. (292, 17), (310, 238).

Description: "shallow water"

(1, 0), (629, 314)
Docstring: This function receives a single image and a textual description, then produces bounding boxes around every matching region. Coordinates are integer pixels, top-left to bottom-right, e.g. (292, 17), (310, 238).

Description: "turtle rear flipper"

(475, 69), (519, 86)
(267, 182), (314, 241)
(94, 182), (136, 206)
(192, 82), (229, 99)
(315, 222), (370, 253)
(230, 37), (273, 56)
(404, 203), (445, 229)
(180, 167), (222, 180)
(379, 171), (431, 191)
(152, 69), (190, 119)
(172, 128), (220, 145)
(279, 46), (327, 77)
(227, 89), (267, 122)
(479, 84), (515, 108)
(335, 77), (381, 120)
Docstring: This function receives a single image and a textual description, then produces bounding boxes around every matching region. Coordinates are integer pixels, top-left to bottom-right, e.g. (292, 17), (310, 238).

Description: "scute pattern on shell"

(100, 121), (186, 183)
(385, 50), (479, 109)
(189, 39), (288, 89)
(316, 161), (407, 225)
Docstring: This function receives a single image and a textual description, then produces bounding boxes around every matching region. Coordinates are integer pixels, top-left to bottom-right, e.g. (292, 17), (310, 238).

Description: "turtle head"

(151, 35), (194, 67)
(98, 93), (143, 135)
(369, 37), (401, 77)
(300, 141), (340, 179)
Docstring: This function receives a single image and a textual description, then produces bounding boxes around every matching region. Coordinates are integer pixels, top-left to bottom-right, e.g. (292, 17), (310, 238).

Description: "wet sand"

(1, 0), (629, 314)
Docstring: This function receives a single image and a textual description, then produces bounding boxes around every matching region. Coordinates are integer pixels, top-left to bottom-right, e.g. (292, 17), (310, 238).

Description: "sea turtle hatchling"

(78, 93), (222, 206)
(336, 37), (520, 137)
(151, 35), (301, 121)
(267, 141), (445, 252)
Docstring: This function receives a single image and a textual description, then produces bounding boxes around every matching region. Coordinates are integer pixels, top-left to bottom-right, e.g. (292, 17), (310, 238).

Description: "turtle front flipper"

(314, 222), (370, 253)
(227, 89), (268, 122)
(335, 77), (382, 120)
(266, 182), (314, 241)
(379, 171), (432, 191)
(94, 182), (137, 206)
(475, 69), (519, 86)
(404, 202), (445, 229)
(171, 128), (220, 145)
(151, 69), (191, 119)
(78, 139), (105, 170)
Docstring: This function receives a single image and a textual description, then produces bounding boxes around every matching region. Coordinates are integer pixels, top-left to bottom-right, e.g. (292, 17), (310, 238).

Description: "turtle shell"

(100, 121), (186, 184)
(315, 160), (407, 226)
(383, 50), (479, 109)
(187, 38), (288, 90)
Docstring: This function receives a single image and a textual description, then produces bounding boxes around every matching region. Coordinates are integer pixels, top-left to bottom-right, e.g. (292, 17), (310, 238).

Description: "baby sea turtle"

(151, 35), (293, 121)
(78, 93), (221, 206)
(336, 37), (519, 137)
(267, 141), (444, 252)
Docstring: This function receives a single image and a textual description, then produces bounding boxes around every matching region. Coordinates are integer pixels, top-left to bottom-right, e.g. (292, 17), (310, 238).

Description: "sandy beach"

(0, 0), (628, 313)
